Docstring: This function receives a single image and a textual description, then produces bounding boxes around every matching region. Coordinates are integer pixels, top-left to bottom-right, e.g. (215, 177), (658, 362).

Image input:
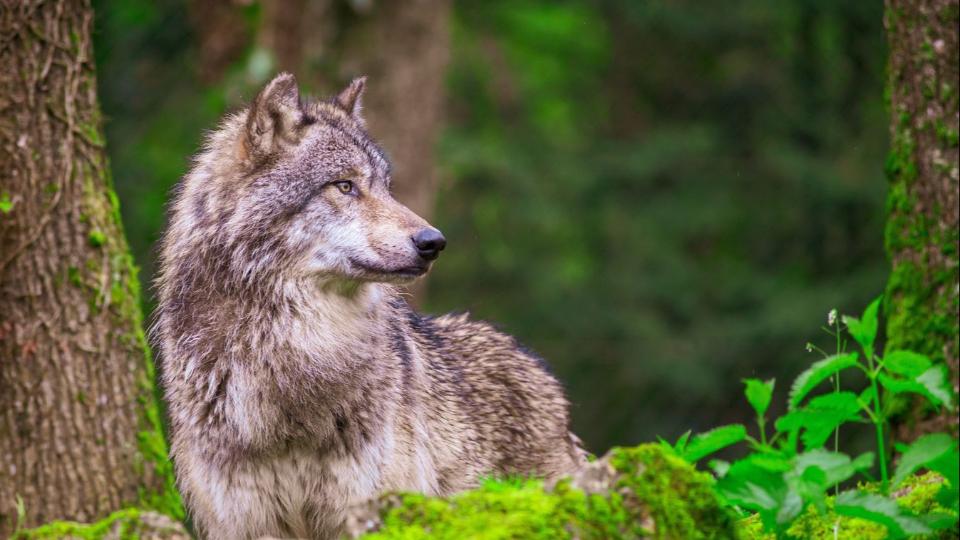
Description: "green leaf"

(878, 366), (954, 408)
(882, 350), (932, 378)
(716, 458), (801, 529)
(784, 450), (850, 515)
(843, 296), (881, 354)
(743, 378), (775, 418)
(749, 452), (794, 473)
(789, 353), (860, 410)
(682, 424), (747, 463)
(674, 430), (691, 452)
(709, 459), (730, 478)
(834, 490), (931, 538)
(859, 385), (877, 406)
(851, 452), (875, 472)
(776, 392), (864, 449)
(929, 449), (960, 510)
(793, 449), (858, 487)
(892, 433), (956, 487)
(915, 366), (956, 409)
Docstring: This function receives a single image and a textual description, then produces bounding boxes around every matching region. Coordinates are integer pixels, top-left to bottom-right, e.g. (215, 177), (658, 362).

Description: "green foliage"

(737, 473), (958, 539)
(744, 379), (775, 419)
(894, 435), (960, 511)
(833, 490), (931, 538)
(677, 297), (959, 537)
(676, 425), (748, 464)
(776, 392), (863, 449)
(787, 353), (860, 410)
(361, 444), (736, 539)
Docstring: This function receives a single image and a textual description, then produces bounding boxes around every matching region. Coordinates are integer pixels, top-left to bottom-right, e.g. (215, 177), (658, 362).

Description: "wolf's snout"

(412, 228), (446, 261)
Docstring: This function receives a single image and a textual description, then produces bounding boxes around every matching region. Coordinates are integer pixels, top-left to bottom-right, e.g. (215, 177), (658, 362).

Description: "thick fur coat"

(154, 73), (584, 540)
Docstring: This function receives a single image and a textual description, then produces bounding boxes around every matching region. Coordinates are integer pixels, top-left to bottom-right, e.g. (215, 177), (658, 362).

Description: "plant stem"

(758, 415), (767, 446)
(865, 351), (889, 493)
(833, 320), (841, 496)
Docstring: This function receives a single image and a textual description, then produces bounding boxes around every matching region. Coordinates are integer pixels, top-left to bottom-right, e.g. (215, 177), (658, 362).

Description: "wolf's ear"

(246, 72), (306, 159)
(334, 76), (367, 123)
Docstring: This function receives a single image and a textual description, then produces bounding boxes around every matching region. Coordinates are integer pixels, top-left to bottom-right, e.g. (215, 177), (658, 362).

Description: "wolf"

(154, 73), (585, 540)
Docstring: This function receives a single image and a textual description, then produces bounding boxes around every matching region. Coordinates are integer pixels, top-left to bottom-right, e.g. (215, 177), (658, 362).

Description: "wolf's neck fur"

(278, 279), (396, 361)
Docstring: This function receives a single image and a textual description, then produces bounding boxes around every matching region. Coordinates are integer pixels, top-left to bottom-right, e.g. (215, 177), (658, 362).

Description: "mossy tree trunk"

(883, 0), (959, 440)
(0, 1), (181, 535)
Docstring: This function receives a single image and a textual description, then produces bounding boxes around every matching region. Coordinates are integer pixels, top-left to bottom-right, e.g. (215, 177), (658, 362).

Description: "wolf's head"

(172, 73), (445, 289)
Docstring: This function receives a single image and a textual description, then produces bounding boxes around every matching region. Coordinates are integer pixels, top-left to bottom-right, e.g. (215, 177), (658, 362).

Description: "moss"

(735, 473), (958, 540)
(113, 250), (183, 520)
(882, 2), (960, 424)
(67, 266), (82, 287)
(360, 444), (735, 539)
(610, 445), (736, 538)
(87, 229), (106, 247)
(11, 508), (142, 540)
(0, 191), (14, 214)
(77, 135), (184, 520)
(883, 108), (959, 368)
(10, 508), (186, 540)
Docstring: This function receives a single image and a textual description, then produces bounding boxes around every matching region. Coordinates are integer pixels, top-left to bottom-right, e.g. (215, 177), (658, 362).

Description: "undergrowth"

(666, 296), (959, 538)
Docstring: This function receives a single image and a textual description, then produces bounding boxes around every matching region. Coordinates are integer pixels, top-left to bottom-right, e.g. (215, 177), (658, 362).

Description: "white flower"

(805, 343), (814, 352)
(827, 309), (838, 326)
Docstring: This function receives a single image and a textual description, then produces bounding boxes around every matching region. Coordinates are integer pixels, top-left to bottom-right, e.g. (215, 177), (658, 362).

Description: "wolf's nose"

(412, 228), (446, 261)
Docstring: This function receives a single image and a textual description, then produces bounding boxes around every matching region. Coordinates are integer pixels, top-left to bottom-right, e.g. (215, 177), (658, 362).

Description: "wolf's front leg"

(178, 452), (326, 540)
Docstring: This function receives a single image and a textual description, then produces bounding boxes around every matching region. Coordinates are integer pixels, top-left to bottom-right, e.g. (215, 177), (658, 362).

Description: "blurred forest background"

(91, 0), (889, 454)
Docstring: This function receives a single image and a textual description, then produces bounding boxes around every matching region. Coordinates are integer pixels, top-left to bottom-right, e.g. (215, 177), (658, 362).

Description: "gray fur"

(154, 73), (585, 540)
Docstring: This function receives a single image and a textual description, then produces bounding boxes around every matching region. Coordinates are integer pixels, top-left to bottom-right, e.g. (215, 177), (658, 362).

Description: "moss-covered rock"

(10, 509), (189, 540)
(348, 443), (736, 539)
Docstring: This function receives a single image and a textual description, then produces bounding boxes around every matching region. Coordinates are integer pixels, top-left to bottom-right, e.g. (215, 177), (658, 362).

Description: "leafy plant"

(667, 296), (959, 538)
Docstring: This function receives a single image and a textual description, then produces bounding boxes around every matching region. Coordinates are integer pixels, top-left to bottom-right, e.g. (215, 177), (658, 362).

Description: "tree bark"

(187, 0), (253, 84)
(883, 0), (959, 439)
(0, 1), (180, 535)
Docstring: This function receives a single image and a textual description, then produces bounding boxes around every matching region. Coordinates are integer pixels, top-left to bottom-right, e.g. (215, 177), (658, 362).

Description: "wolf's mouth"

(349, 258), (429, 278)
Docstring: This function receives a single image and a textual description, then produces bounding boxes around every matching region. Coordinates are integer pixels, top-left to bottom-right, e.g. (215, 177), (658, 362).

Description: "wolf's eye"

(333, 180), (355, 195)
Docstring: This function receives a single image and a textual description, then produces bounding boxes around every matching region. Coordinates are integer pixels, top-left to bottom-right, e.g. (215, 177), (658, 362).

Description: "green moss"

(883, 106), (959, 370)
(10, 508), (186, 540)
(735, 473), (958, 540)
(0, 191), (14, 214)
(882, 2), (960, 408)
(934, 121), (959, 148)
(113, 250), (183, 520)
(360, 444), (735, 539)
(12, 508), (142, 540)
(76, 132), (184, 520)
(67, 266), (82, 287)
(610, 445), (736, 538)
(88, 229), (106, 247)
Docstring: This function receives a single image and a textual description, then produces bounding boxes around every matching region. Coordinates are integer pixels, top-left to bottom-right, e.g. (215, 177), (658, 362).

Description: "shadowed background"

(92, 0), (888, 454)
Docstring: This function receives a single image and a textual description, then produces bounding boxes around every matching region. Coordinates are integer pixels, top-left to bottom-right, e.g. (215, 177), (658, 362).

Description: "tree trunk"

(187, 0), (253, 84)
(0, 1), (181, 535)
(883, 0), (959, 439)
(262, 0), (450, 304)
